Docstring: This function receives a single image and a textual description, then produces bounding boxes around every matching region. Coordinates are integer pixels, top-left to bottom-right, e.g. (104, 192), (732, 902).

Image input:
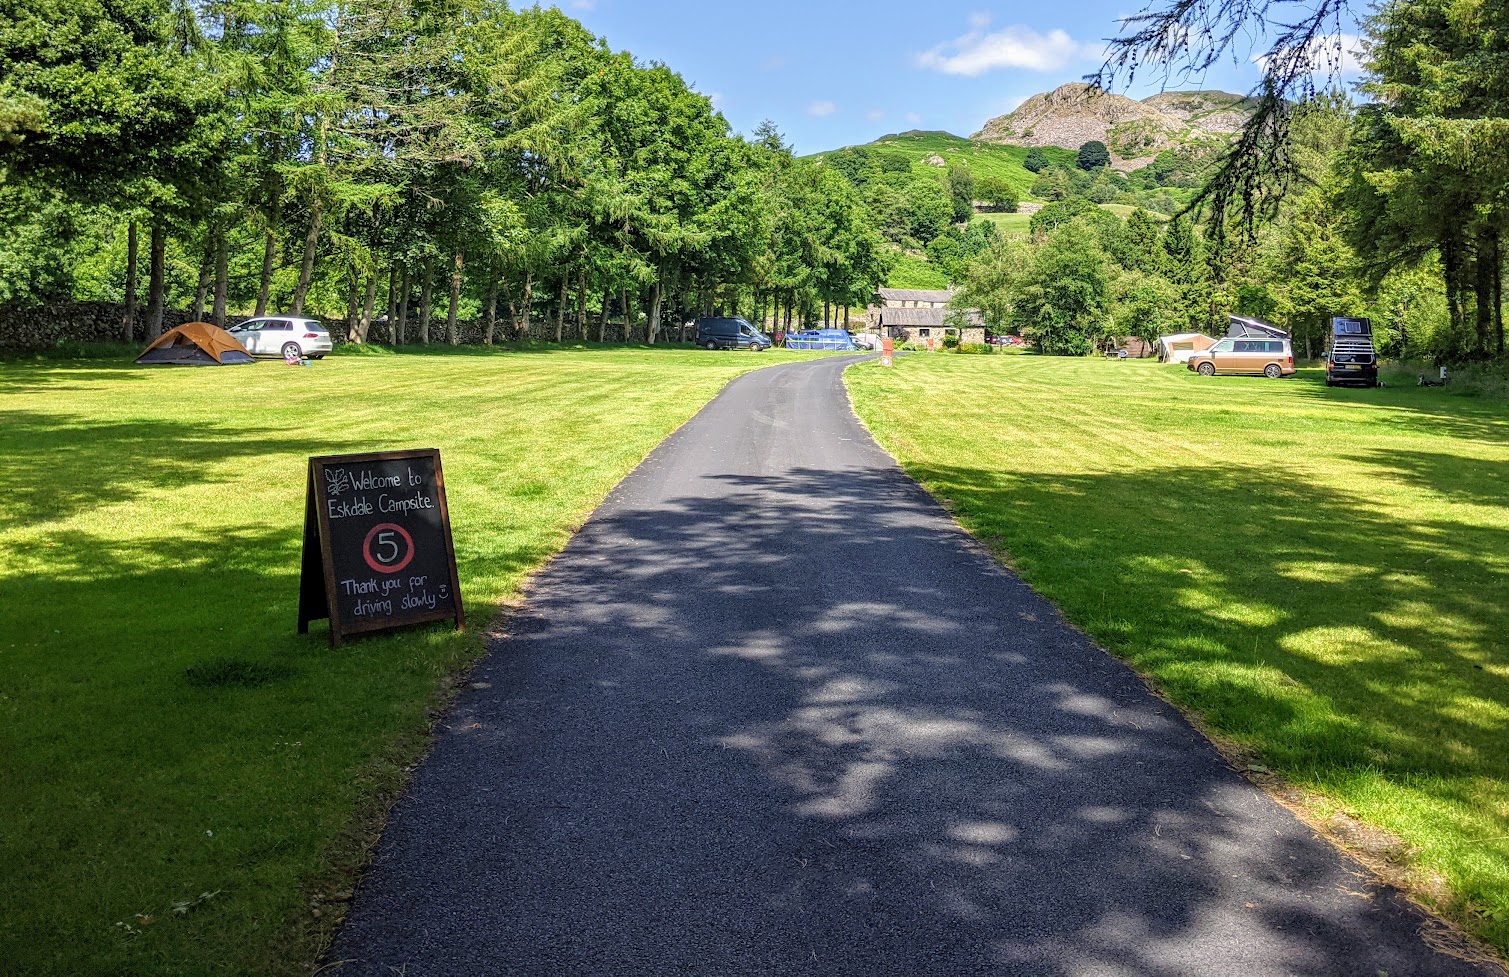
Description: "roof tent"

(1226, 314), (1289, 339)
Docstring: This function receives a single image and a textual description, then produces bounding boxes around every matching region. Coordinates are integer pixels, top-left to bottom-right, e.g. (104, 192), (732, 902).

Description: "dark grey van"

(696, 316), (771, 351)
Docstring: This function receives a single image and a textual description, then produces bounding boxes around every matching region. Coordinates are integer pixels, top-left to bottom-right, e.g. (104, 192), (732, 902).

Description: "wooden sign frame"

(298, 448), (464, 646)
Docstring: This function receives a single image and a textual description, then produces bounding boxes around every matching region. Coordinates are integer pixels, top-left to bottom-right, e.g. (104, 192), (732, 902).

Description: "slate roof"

(879, 307), (983, 327)
(877, 287), (955, 305)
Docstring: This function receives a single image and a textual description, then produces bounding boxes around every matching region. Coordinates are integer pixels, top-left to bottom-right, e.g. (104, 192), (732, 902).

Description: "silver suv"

(228, 316), (333, 359)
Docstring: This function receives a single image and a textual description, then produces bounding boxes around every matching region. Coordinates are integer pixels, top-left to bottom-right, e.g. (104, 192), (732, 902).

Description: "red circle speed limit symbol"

(363, 523), (415, 574)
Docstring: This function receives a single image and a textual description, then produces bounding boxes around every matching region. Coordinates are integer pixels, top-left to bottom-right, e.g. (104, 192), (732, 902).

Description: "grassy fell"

(846, 353), (1509, 956)
(0, 345), (811, 975)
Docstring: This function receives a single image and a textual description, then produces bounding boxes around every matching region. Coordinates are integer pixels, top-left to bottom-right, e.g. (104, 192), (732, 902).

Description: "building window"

(919, 328), (931, 337)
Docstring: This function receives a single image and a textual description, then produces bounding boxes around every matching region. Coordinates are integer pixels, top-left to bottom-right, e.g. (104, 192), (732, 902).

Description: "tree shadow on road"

(357, 462), (1502, 976)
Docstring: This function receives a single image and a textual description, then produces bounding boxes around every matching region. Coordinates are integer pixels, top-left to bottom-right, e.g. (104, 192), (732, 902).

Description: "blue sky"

(562, 1), (1363, 154)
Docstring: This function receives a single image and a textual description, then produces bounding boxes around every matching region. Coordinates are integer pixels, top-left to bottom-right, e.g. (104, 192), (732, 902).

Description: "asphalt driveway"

(331, 354), (1499, 977)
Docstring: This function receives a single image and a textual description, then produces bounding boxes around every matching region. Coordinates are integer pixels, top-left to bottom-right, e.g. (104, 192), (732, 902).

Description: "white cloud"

(905, 111), (923, 125)
(761, 56), (785, 72)
(866, 109), (886, 122)
(1253, 32), (1365, 77)
(916, 20), (1091, 76)
(808, 100), (837, 117)
(708, 92), (725, 108)
(570, 0), (596, 9)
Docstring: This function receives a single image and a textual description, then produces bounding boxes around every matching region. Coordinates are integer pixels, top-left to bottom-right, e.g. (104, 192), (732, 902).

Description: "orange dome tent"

(136, 321), (255, 366)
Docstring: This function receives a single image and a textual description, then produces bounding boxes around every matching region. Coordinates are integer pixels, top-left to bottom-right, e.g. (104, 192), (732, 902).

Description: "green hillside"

(818, 130), (1077, 199)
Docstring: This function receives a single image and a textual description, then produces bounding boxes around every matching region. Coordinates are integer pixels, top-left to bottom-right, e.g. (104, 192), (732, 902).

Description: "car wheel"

(282, 342), (301, 359)
(1264, 363), (1282, 378)
(703, 340), (717, 350)
(1197, 362), (1216, 376)
(753, 344), (766, 352)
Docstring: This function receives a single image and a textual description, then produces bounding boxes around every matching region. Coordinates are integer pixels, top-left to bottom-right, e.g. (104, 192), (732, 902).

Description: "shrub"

(955, 342), (991, 354)
(943, 333), (960, 349)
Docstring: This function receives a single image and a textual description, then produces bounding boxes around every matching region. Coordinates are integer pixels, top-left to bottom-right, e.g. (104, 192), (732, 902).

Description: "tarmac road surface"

(331, 354), (1500, 977)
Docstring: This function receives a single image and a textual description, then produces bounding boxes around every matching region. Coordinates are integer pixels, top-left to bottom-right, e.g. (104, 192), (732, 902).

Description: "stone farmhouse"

(867, 287), (986, 347)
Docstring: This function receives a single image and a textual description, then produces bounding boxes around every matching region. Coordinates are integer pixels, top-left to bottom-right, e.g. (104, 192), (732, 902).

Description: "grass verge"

(0, 344), (811, 975)
(846, 353), (1509, 956)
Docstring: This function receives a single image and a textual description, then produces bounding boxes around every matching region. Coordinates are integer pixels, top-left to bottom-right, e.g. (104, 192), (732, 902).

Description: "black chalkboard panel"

(298, 449), (464, 645)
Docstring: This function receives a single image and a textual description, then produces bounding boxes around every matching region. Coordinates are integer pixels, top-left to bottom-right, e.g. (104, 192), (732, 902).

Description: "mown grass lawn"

(847, 354), (1509, 955)
(0, 343), (811, 976)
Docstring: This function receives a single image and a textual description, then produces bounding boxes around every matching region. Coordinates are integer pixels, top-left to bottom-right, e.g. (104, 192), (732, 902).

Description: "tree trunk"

(358, 273), (378, 343)
(193, 240), (213, 320)
(520, 269), (533, 339)
(553, 276), (567, 342)
(575, 267), (587, 339)
(254, 228), (276, 316)
(502, 268), (518, 338)
(146, 224), (167, 339)
(290, 200), (322, 315)
(649, 277), (663, 344)
(345, 274), (361, 341)
(122, 220), (138, 341)
(396, 265), (410, 345)
(212, 226), (228, 326)
(622, 289), (631, 343)
(419, 257), (434, 344)
(1443, 232), (1466, 341)
(1475, 228), (1494, 358)
(597, 289), (610, 342)
(1494, 228), (1504, 355)
(485, 268), (498, 345)
(824, 297), (830, 327)
(385, 265), (398, 344)
(255, 180), (281, 316)
(447, 251), (463, 346)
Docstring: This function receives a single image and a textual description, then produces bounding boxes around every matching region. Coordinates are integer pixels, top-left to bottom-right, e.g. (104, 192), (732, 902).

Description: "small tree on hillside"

(1077, 140), (1110, 171)
(976, 175), (1018, 212)
(1023, 147), (1050, 173)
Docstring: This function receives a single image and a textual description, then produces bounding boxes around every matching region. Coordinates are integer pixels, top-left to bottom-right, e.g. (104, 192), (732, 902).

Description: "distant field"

(0, 345), (821, 975)
(847, 354), (1509, 957)
(972, 211), (1034, 237)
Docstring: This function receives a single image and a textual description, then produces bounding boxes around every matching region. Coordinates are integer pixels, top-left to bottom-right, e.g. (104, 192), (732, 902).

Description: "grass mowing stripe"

(846, 353), (1509, 957)
(0, 345), (817, 976)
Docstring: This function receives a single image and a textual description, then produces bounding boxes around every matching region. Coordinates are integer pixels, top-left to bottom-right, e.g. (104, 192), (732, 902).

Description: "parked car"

(228, 316), (333, 359)
(1187, 336), (1294, 378)
(785, 328), (857, 351)
(695, 316), (771, 351)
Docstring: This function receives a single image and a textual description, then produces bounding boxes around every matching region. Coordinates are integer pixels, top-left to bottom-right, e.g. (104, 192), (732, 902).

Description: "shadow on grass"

(332, 458), (1502, 975)
(0, 508), (539, 974)
(898, 456), (1509, 941)
(0, 410), (331, 529)
(1285, 372), (1509, 444)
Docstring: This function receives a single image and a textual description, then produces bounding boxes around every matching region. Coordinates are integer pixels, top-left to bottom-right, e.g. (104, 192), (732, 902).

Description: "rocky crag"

(973, 83), (1257, 169)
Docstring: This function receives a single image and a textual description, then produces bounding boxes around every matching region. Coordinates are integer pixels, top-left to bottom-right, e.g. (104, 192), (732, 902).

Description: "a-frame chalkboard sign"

(298, 448), (464, 646)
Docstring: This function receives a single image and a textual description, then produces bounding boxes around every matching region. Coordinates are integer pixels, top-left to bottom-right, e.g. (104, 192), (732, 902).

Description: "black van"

(695, 316), (772, 351)
(1326, 316), (1378, 387)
